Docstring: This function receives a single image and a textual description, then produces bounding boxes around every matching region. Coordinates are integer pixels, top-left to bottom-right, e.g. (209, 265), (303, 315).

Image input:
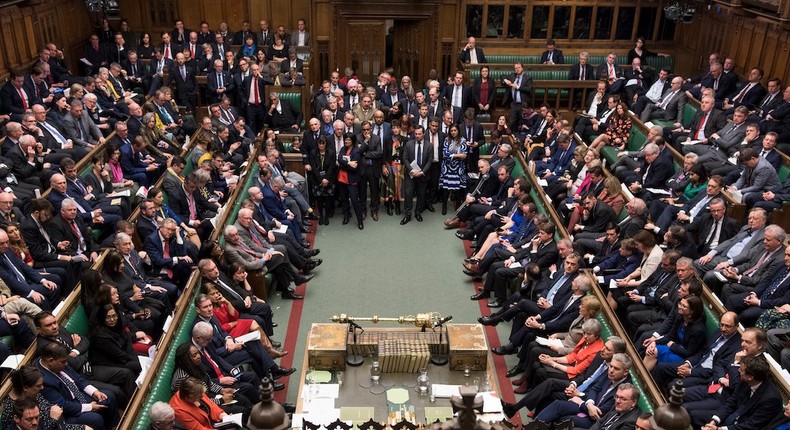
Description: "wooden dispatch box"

(447, 324), (488, 371)
(307, 323), (348, 370)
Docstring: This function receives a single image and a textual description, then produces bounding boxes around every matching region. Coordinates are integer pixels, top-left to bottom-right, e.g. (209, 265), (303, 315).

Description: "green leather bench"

(653, 103), (698, 130)
(278, 91), (304, 128)
(485, 54), (541, 65)
(131, 286), (201, 430)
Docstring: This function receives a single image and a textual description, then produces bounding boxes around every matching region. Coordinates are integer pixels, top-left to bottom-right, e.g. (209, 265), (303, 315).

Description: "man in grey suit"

(704, 224), (786, 298)
(400, 125), (432, 225)
(61, 99), (105, 150)
(288, 19), (310, 48)
(640, 76), (686, 123)
(729, 147), (780, 206)
(694, 207), (767, 272)
(694, 107), (750, 169)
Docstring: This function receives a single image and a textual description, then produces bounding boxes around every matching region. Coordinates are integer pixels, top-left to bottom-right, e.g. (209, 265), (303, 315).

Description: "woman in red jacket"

(170, 377), (231, 430)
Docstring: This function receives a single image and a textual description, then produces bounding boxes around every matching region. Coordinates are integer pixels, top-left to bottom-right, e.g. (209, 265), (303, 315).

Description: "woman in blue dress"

(439, 124), (467, 215)
(643, 294), (708, 371)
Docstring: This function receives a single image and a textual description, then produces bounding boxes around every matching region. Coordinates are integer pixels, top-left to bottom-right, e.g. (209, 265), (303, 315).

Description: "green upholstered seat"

(64, 304), (90, 337)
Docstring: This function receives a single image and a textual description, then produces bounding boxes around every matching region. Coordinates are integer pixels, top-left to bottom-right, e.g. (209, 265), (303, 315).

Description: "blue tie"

(578, 362), (607, 392)
(761, 268), (790, 300)
(546, 273), (568, 304)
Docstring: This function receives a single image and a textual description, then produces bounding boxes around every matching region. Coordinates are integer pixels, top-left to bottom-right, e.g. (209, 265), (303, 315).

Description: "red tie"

(202, 349), (223, 378)
(17, 88), (27, 110)
(163, 240), (174, 278)
(695, 114), (709, 140)
(187, 193), (196, 220)
(164, 45), (170, 59)
(190, 44), (195, 59)
(248, 228), (263, 247)
(253, 78), (259, 104)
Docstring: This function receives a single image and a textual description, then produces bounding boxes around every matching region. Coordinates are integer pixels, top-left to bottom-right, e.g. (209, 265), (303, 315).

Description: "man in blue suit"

(535, 353), (633, 428)
(48, 173), (121, 239)
(0, 229), (60, 311)
(259, 168), (304, 242)
(535, 132), (577, 181)
(143, 218), (193, 289)
(37, 342), (118, 430)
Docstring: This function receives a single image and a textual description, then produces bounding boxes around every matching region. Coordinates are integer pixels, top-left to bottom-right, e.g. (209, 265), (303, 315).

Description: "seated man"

(0, 229), (60, 311)
(694, 207), (767, 273)
(571, 192), (617, 240)
(48, 173), (121, 240)
(37, 342), (119, 430)
(247, 186), (303, 245)
(62, 99), (106, 151)
(168, 172), (217, 242)
(47, 198), (100, 269)
(114, 232), (178, 310)
(533, 354), (634, 429)
(727, 147), (780, 207)
(617, 250), (682, 333)
(143, 218), (194, 290)
(646, 178), (726, 237)
(260, 169), (306, 240)
(452, 165), (514, 227)
(61, 157), (129, 219)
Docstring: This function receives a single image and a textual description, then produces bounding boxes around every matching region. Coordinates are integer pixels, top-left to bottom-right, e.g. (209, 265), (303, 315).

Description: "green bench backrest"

(279, 92), (302, 111)
(778, 165), (789, 183)
(682, 104), (698, 125)
(704, 307), (720, 338)
(64, 304), (90, 337)
(131, 285), (201, 430)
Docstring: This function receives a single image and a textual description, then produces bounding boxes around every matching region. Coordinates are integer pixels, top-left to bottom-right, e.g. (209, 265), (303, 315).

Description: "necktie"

(546, 273), (568, 304)
(247, 227), (264, 247)
(761, 268), (790, 299)
(73, 178), (87, 196)
(416, 142), (422, 165)
(17, 88), (27, 109)
(580, 66), (585, 81)
(513, 76), (521, 102)
(601, 412), (621, 430)
(57, 371), (92, 403)
(3, 253), (25, 282)
(706, 219), (720, 247)
(699, 336), (725, 369)
(713, 78), (719, 91)
(69, 220), (86, 253)
(578, 362), (607, 392)
(218, 73), (223, 88)
(744, 250), (771, 276)
(132, 63), (137, 76)
(733, 83), (752, 103)
(660, 91), (675, 110)
(608, 65), (615, 80)
(180, 66), (186, 80)
(41, 122), (67, 145)
(202, 348), (223, 378)
(187, 193), (196, 220)
(125, 256), (141, 278)
(762, 93), (774, 109)
(253, 78), (259, 104)
(164, 45), (170, 59)
(76, 118), (85, 140)
(158, 105), (173, 124)
(163, 240), (174, 278)
(216, 278), (244, 303)
(695, 113), (709, 140)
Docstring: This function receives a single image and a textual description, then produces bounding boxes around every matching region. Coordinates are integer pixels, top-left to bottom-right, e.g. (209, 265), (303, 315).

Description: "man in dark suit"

(145, 48), (174, 97)
(122, 50), (148, 93)
(568, 52), (594, 81)
(5, 127), (52, 190)
(279, 49), (304, 74)
(168, 172), (216, 242)
(241, 63), (273, 133)
(115, 231), (179, 306)
(535, 132), (577, 180)
(640, 75), (686, 123)
(47, 197), (100, 267)
(357, 121), (383, 220)
(24, 65), (52, 107)
(267, 91), (301, 132)
(652, 311), (741, 392)
(143, 218), (194, 288)
(83, 34), (108, 76)
(687, 199), (739, 256)
(458, 37), (486, 64)
(31, 104), (89, 163)
(701, 355), (782, 430)
(588, 389), (643, 430)
(540, 40), (564, 64)
(572, 193), (618, 239)
(575, 94), (618, 143)
(170, 21), (189, 50)
(35, 312), (137, 408)
(723, 67), (766, 113)
(725, 250), (790, 325)
(670, 95), (729, 150)
(400, 125), (432, 225)
(459, 111), (485, 172)
(206, 59), (234, 104)
(48, 173), (120, 239)
(37, 342), (118, 430)
(596, 51), (624, 92)
(501, 63), (532, 129)
(751, 78), (783, 121)
(694, 208), (767, 272)
(622, 58), (656, 104)
(232, 21), (254, 45)
(169, 52), (197, 111)
(626, 142), (675, 198)
(211, 32), (230, 59)
(443, 71), (473, 124)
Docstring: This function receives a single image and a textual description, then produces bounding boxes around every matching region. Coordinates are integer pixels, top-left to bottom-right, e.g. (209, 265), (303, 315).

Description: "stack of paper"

(431, 384), (461, 398)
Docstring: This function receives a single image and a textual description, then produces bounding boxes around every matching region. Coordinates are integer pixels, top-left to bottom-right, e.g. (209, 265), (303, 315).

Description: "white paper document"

(620, 183), (635, 200)
(609, 279), (619, 289)
(480, 392), (503, 413)
(0, 354), (25, 369)
(729, 190), (743, 203)
(300, 383), (340, 400)
(432, 384), (462, 398)
(300, 398), (337, 413)
(645, 188), (671, 195)
(536, 336), (564, 348)
(234, 330), (261, 344)
(222, 413), (243, 427)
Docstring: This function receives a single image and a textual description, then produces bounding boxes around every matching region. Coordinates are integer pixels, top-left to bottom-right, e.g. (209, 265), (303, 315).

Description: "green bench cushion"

(64, 304), (90, 337)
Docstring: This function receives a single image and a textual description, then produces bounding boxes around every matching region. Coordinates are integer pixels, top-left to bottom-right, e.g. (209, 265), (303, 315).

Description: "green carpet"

(275, 208), (516, 402)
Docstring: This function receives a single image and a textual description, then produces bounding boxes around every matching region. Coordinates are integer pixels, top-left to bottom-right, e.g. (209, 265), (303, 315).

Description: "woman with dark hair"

(1, 365), (85, 430)
(148, 186), (201, 248)
(307, 137), (337, 225)
(267, 34), (288, 62)
(93, 283), (155, 352)
(171, 344), (253, 423)
(48, 93), (71, 128)
(385, 101), (404, 124)
(197, 239), (230, 274)
(239, 35), (256, 59)
(79, 269), (105, 312)
(648, 163), (709, 221)
(90, 303), (144, 374)
(169, 376), (230, 430)
(136, 32), (155, 60)
(337, 132), (365, 229)
(440, 124), (468, 215)
(141, 113), (179, 155)
(627, 36), (669, 65)
(382, 121), (406, 216)
(590, 102), (631, 151)
(490, 115), (512, 137)
(102, 251), (169, 338)
(472, 65), (496, 116)
(643, 295), (707, 371)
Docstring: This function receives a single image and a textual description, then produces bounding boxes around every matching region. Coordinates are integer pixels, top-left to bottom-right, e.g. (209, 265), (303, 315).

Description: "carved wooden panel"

(337, 20), (386, 85)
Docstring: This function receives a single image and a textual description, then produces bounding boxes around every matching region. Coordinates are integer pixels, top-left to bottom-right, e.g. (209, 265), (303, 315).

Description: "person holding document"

(337, 133), (365, 230)
(400, 125), (432, 225)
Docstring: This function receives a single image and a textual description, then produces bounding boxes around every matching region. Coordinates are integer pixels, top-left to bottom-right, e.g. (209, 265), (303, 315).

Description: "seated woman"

(2, 365), (87, 430)
(89, 304), (144, 374)
(490, 115), (512, 137)
(518, 318), (604, 388)
(643, 295), (707, 371)
(613, 230), (663, 289)
(465, 195), (534, 262)
(647, 164), (708, 222)
(589, 102), (631, 151)
(140, 112), (180, 155)
(148, 186), (201, 249)
(171, 344), (253, 424)
(170, 376), (236, 430)
(101, 251), (169, 341)
(203, 282), (285, 358)
(92, 284), (154, 353)
(566, 175), (624, 232)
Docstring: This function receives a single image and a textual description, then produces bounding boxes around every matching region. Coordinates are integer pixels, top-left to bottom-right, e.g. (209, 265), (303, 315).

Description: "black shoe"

(491, 344), (517, 355)
(270, 366), (297, 378)
(463, 269), (480, 277)
(501, 401), (518, 419)
(283, 402), (296, 413)
(342, 214), (351, 225)
(426, 204), (435, 213)
(318, 217), (324, 225)
(282, 291), (304, 300)
(386, 202), (393, 216)
(301, 241), (311, 248)
(487, 298), (505, 308)
(295, 273), (315, 285)
(415, 213), (423, 222)
(395, 203), (401, 215)
(470, 291), (490, 300)
(505, 364), (525, 378)
(308, 248), (320, 257)
(306, 212), (319, 220)
(302, 220), (313, 227)
(400, 214), (411, 225)
(478, 316), (500, 326)
(300, 226), (309, 233)
(272, 380), (285, 391)
(270, 340), (282, 349)
(271, 322), (278, 328)
(358, 223), (364, 230)
(307, 258), (322, 269)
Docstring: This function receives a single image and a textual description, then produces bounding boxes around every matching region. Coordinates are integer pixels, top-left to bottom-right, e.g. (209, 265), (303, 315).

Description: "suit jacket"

(733, 157), (780, 195)
(170, 63), (197, 95)
(47, 190), (94, 223)
(48, 214), (99, 256)
(733, 245), (786, 287)
(203, 270), (254, 313)
(0, 248), (43, 296)
(596, 63), (623, 81)
(709, 225), (765, 260)
(143, 231), (188, 275)
(580, 374), (633, 416)
(714, 379), (782, 429)
(37, 359), (97, 419)
(459, 121), (485, 152)
(471, 77), (496, 110)
(501, 72), (532, 106)
(541, 49), (564, 64)
(711, 122), (748, 155)
(689, 333), (741, 381)
(261, 182), (290, 220)
(206, 70), (234, 103)
(224, 240), (267, 273)
(289, 31), (310, 47)
(688, 109), (728, 140)
(240, 74), (272, 106)
(658, 89), (687, 123)
(687, 213), (739, 255)
(581, 201), (617, 234)
(756, 91), (783, 115)
(37, 327), (90, 372)
(459, 47), (486, 64)
(0, 83), (29, 115)
(732, 82), (766, 110)
(568, 63), (595, 81)
(269, 99), (301, 130)
(638, 155), (674, 189)
(589, 407), (641, 430)
(539, 294), (582, 333)
(62, 112), (102, 147)
(20, 216), (62, 264)
(23, 75), (49, 105)
(401, 137), (433, 177)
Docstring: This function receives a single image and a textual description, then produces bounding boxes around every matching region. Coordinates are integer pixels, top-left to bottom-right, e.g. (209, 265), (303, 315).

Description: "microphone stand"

(346, 320), (365, 366)
(430, 319), (450, 366)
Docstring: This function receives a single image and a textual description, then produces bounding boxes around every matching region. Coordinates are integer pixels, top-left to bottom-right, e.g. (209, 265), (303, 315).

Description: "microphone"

(434, 315), (453, 327)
